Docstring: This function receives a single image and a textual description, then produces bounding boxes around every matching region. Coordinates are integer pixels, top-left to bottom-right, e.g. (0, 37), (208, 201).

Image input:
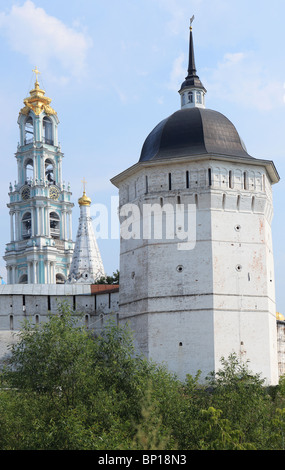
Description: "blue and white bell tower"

(4, 69), (74, 284)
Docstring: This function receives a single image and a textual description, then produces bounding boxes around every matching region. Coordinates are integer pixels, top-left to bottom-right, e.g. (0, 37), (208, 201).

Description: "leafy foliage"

(94, 270), (119, 285)
(0, 302), (285, 450)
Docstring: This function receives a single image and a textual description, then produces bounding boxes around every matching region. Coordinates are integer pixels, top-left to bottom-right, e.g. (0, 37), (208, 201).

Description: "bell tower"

(4, 68), (74, 284)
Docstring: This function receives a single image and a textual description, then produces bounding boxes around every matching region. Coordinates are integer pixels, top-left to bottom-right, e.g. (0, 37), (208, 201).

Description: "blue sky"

(0, 0), (284, 312)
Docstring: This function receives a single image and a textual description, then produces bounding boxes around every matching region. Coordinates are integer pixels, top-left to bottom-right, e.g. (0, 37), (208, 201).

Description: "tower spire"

(187, 18), (197, 78)
(178, 17), (206, 109)
(68, 181), (105, 284)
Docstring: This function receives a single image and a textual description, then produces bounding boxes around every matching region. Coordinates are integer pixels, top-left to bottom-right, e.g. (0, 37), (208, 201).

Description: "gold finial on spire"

(78, 178), (91, 206)
(32, 66), (41, 86)
(190, 14), (195, 30)
(81, 177), (87, 193)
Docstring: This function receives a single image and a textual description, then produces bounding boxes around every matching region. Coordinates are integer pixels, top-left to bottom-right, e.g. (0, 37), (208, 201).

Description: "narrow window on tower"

(208, 168), (212, 186)
(243, 172), (248, 190)
(188, 92), (193, 103)
(168, 173), (172, 190)
(186, 170), (189, 189)
(229, 170), (233, 189)
(196, 92), (202, 104)
(145, 175), (148, 194)
(237, 195), (241, 211)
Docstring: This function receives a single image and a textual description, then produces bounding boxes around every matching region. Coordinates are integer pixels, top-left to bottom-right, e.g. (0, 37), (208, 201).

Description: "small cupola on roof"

(178, 16), (206, 109)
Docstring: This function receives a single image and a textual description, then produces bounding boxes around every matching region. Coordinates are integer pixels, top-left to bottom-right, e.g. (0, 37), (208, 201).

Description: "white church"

(0, 22), (284, 385)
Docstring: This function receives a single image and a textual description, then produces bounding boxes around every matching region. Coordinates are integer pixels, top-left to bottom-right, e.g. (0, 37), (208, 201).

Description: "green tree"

(95, 269), (119, 285)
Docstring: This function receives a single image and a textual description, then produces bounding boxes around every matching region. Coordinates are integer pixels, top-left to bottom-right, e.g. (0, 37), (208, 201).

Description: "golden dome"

(277, 312), (285, 322)
(20, 68), (57, 116)
(78, 191), (91, 206)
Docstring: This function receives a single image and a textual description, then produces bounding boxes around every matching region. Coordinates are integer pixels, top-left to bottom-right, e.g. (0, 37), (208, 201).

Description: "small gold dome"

(277, 312), (285, 322)
(78, 191), (91, 206)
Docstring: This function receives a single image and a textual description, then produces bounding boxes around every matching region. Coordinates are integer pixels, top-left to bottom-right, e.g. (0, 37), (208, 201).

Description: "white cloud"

(207, 51), (284, 111)
(0, 1), (92, 81)
(167, 53), (185, 90)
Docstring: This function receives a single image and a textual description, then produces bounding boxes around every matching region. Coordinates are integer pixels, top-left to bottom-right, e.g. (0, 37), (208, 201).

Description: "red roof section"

(90, 284), (119, 295)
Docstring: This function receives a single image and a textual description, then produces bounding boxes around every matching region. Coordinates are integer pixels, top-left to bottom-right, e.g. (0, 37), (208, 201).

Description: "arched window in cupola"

(45, 158), (55, 184)
(19, 274), (28, 284)
(43, 116), (53, 145)
(24, 116), (34, 144)
(49, 212), (60, 239)
(22, 212), (32, 239)
(56, 273), (65, 284)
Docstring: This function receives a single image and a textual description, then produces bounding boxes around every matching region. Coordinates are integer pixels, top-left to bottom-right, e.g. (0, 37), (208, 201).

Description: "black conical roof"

(179, 26), (206, 93)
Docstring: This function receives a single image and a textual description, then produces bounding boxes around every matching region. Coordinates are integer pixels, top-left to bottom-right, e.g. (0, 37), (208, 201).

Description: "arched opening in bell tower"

(22, 212), (32, 239)
(24, 116), (34, 144)
(43, 117), (53, 145)
(45, 159), (55, 184)
(25, 158), (34, 183)
(49, 212), (60, 238)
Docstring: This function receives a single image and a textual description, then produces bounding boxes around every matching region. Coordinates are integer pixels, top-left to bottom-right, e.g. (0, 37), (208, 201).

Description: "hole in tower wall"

(168, 173), (172, 190)
(176, 265), (184, 272)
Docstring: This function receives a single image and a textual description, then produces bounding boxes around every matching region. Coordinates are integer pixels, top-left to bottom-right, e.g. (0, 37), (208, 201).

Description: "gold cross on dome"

(81, 177), (87, 193)
(32, 66), (41, 83)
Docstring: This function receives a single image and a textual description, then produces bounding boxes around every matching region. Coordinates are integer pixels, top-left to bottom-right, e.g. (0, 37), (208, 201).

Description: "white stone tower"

(68, 183), (105, 284)
(111, 21), (280, 384)
(4, 69), (74, 284)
